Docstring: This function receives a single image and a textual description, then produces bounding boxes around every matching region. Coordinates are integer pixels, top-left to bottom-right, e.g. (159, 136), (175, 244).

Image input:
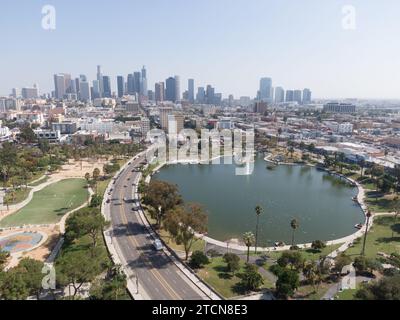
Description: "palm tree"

(361, 211), (372, 256)
(392, 208), (399, 239)
(290, 219), (299, 248)
(254, 205), (263, 254)
(243, 232), (255, 263)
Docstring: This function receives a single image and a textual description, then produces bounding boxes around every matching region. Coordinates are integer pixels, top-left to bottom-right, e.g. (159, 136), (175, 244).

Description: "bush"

(206, 249), (222, 258)
(269, 264), (285, 277)
(189, 251), (209, 269)
(353, 256), (381, 275)
(223, 253), (240, 274)
(275, 269), (300, 299)
(311, 240), (326, 251)
(239, 264), (264, 292)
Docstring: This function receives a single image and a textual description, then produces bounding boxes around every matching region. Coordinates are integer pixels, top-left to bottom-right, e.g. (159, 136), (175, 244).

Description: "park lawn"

(365, 193), (398, 213)
(335, 288), (358, 300)
(345, 216), (400, 259)
(294, 282), (332, 300)
(0, 179), (88, 227)
(4, 187), (31, 205)
(197, 257), (273, 299)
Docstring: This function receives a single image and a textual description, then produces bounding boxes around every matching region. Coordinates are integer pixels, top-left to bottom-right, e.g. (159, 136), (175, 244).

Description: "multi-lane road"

(105, 154), (205, 300)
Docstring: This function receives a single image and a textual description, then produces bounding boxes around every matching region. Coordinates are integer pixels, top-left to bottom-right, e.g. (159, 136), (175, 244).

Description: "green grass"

(197, 257), (273, 299)
(365, 193), (397, 213)
(335, 288), (357, 300)
(345, 216), (400, 259)
(0, 179), (88, 227)
(3, 187), (31, 205)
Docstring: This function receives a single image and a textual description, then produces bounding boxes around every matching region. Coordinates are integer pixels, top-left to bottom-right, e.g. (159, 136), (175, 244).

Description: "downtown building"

(323, 102), (356, 113)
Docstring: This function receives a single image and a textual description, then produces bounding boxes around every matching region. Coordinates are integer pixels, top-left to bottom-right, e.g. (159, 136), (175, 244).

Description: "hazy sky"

(1, 0), (400, 99)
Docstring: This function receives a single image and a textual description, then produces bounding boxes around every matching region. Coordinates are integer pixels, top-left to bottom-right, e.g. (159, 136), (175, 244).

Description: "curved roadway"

(105, 155), (205, 300)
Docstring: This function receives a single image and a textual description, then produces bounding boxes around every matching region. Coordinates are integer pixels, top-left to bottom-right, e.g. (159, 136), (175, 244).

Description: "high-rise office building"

(188, 79), (195, 103)
(206, 85), (215, 104)
(174, 76), (181, 102)
(79, 80), (91, 102)
(302, 88), (312, 104)
(133, 72), (141, 94)
(165, 77), (176, 102)
(141, 66), (148, 97)
(259, 77), (273, 102)
(293, 90), (302, 104)
(54, 73), (71, 99)
(92, 80), (100, 99)
(102, 76), (111, 98)
(196, 87), (205, 103)
(155, 82), (165, 102)
(127, 74), (135, 95)
(97, 65), (103, 98)
(21, 87), (39, 99)
(285, 90), (294, 102)
(117, 76), (124, 98)
(275, 87), (285, 103)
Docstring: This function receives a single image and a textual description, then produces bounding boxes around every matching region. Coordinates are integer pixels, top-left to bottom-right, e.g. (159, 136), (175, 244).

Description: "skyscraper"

(259, 77), (273, 102)
(117, 76), (124, 98)
(97, 65), (103, 98)
(133, 72), (141, 94)
(293, 90), (302, 104)
(141, 66), (148, 97)
(127, 74), (135, 95)
(196, 87), (205, 103)
(103, 76), (111, 98)
(92, 80), (100, 99)
(206, 85), (215, 104)
(285, 90), (294, 102)
(302, 88), (312, 104)
(174, 76), (181, 102)
(155, 82), (165, 102)
(165, 77), (176, 102)
(274, 87), (285, 103)
(188, 79), (195, 103)
(54, 73), (71, 99)
(79, 80), (91, 102)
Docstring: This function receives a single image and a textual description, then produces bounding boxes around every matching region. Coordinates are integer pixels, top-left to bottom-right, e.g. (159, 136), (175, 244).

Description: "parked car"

(153, 239), (163, 251)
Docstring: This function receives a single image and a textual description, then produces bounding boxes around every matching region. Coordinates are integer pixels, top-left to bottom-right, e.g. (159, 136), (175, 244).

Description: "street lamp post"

(361, 211), (372, 256)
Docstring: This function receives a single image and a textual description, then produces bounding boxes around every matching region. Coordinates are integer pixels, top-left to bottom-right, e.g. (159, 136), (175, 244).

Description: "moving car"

(153, 239), (163, 251)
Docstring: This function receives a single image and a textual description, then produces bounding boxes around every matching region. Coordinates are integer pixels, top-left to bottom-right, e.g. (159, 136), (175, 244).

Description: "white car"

(153, 239), (163, 251)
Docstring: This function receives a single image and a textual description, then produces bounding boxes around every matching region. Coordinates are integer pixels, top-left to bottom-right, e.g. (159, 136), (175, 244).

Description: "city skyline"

(2, 0), (400, 99)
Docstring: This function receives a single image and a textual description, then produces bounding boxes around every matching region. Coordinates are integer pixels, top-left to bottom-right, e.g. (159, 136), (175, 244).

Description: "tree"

(0, 268), (29, 300)
(275, 269), (300, 299)
(92, 168), (101, 193)
(56, 250), (100, 299)
(223, 253), (241, 275)
(302, 261), (320, 291)
(254, 205), (263, 254)
(90, 194), (103, 208)
(355, 275), (400, 300)
(84, 172), (91, 184)
(89, 265), (128, 300)
(311, 240), (326, 252)
(353, 256), (381, 275)
(17, 258), (45, 299)
(290, 219), (299, 247)
(19, 125), (37, 144)
(65, 207), (109, 255)
(38, 139), (50, 155)
(361, 211), (372, 256)
(144, 180), (182, 228)
(333, 253), (352, 275)
(242, 232), (255, 263)
(239, 264), (264, 292)
(164, 203), (208, 260)
(277, 251), (305, 271)
(0, 250), (9, 270)
(189, 251), (209, 269)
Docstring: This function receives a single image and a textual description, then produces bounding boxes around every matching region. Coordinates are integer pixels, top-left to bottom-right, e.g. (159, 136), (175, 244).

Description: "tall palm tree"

(290, 219), (299, 248)
(392, 209), (399, 239)
(254, 205), (263, 254)
(361, 211), (372, 256)
(243, 232), (255, 263)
